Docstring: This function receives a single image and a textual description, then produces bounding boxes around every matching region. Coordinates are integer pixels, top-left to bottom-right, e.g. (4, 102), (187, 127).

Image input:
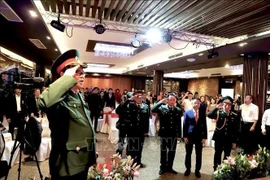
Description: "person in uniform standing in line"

(116, 91), (149, 167)
(151, 94), (182, 175)
(38, 49), (97, 180)
(207, 96), (239, 171)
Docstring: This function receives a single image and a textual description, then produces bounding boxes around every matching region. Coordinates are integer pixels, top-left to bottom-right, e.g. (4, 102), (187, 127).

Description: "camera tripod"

(5, 121), (43, 180)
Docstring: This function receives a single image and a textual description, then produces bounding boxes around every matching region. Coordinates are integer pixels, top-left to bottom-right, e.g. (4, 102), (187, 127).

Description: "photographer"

(208, 96), (239, 171)
(116, 91), (149, 167)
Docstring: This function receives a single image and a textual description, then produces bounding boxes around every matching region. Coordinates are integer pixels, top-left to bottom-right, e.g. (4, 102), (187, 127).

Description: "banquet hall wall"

(83, 75), (241, 97)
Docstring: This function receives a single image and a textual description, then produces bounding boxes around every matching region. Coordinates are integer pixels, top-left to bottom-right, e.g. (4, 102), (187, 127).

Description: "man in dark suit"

(38, 49), (97, 180)
(6, 85), (27, 140)
(87, 87), (100, 133)
(183, 98), (207, 178)
(116, 91), (149, 167)
(27, 88), (41, 117)
(104, 88), (115, 109)
(151, 94), (182, 175)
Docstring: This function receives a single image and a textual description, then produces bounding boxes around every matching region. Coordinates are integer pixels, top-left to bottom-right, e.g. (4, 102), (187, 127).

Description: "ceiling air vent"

(169, 52), (183, 59)
(0, 0), (23, 22)
(29, 39), (47, 49)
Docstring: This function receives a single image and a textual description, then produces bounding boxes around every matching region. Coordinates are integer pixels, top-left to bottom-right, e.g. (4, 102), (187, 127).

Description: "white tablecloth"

(1, 141), (20, 167)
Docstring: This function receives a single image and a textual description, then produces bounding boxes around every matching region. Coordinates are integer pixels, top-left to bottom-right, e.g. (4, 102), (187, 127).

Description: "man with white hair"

(183, 98), (207, 178)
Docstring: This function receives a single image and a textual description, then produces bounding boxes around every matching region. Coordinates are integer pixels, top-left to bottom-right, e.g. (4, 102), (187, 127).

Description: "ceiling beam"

(161, 0), (206, 29)
(78, 0), (83, 16)
(127, 0), (152, 23)
(115, 0), (133, 22)
(133, 0), (160, 24)
(92, 0), (99, 18)
(193, 1), (261, 33)
(144, 1), (179, 26)
(170, 0), (223, 30)
(121, 0), (142, 23)
(40, 0), (49, 11)
(71, 0), (76, 15)
(62, 0), (70, 14)
(98, 0), (106, 20)
(150, 0), (188, 27)
(138, 0), (164, 25)
(85, 0), (91, 17)
(49, 0), (57, 12)
(104, 0), (116, 20)
(110, 0), (124, 21)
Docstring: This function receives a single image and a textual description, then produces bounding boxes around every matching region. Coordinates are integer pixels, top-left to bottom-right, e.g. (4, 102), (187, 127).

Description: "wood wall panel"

(188, 77), (219, 97)
(83, 75), (133, 92)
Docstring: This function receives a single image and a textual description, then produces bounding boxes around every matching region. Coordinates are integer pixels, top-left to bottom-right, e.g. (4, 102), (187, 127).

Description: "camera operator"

(116, 91), (149, 167)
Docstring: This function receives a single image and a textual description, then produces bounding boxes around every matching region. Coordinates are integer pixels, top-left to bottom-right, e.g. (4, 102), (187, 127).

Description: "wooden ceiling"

(41, 0), (270, 38)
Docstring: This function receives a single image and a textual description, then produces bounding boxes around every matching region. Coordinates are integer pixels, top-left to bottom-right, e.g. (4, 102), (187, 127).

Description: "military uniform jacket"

(116, 100), (149, 134)
(151, 101), (182, 138)
(38, 76), (96, 177)
(208, 108), (239, 143)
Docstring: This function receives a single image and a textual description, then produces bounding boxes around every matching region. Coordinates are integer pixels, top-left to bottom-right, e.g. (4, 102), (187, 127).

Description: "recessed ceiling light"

(46, 36), (51, 40)
(240, 54), (244, 56)
(239, 42), (247, 47)
(186, 58), (196, 62)
(157, 64), (160, 66)
(29, 10), (37, 17)
(269, 53), (270, 55)
(87, 63), (111, 68)
(225, 64), (230, 68)
(55, 49), (58, 51)
(198, 53), (203, 56)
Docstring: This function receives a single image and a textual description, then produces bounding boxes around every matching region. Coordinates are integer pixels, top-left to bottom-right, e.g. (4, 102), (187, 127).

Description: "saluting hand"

(64, 65), (80, 77)
(161, 98), (168, 104)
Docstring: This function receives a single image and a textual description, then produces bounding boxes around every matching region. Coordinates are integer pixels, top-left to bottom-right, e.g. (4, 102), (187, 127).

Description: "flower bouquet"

(213, 146), (270, 180)
(88, 154), (140, 180)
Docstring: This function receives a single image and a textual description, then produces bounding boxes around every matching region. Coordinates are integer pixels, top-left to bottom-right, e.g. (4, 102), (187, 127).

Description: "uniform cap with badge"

(51, 49), (87, 77)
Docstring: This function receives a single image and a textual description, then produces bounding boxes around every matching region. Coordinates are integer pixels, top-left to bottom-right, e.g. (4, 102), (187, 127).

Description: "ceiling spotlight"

(198, 53), (203, 56)
(208, 44), (219, 59)
(131, 34), (141, 48)
(50, 14), (65, 32)
(162, 30), (172, 43)
(186, 58), (196, 62)
(94, 20), (106, 34)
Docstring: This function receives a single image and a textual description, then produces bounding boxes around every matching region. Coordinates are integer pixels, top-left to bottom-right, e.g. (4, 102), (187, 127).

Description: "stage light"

(94, 23), (106, 34)
(146, 28), (162, 43)
(163, 30), (172, 43)
(50, 14), (65, 32)
(131, 34), (140, 48)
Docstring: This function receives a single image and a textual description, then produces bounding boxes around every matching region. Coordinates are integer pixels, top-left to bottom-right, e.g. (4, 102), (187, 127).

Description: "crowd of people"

(1, 49), (270, 180)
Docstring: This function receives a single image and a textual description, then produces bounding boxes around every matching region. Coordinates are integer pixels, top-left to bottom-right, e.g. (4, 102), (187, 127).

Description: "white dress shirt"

(15, 94), (21, 112)
(240, 103), (259, 122)
(183, 99), (192, 111)
(261, 109), (270, 132)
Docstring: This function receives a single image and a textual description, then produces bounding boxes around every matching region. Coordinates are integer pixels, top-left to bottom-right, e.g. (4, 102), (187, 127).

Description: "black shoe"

(159, 169), (165, 175)
(168, 169), (177, 174)
(184, 169), (190, 176)
(195, 171), (201, 178)
(24, 156), (33, 162)
(139, 163), (145, 168)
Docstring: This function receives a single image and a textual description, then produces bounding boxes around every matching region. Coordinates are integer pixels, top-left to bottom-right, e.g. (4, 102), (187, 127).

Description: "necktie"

(195, 110), (199, 122)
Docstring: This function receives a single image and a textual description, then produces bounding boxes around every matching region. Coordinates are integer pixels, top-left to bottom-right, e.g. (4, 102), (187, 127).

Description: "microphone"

(22, 77), (44, 83)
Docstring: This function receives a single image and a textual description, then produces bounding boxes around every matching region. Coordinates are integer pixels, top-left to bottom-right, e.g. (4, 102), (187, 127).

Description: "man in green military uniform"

(116, 91), (149, 167)
(38, 49), (96, 180)
(151, 94), (182, 175)
(207, 96), (239, 171)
